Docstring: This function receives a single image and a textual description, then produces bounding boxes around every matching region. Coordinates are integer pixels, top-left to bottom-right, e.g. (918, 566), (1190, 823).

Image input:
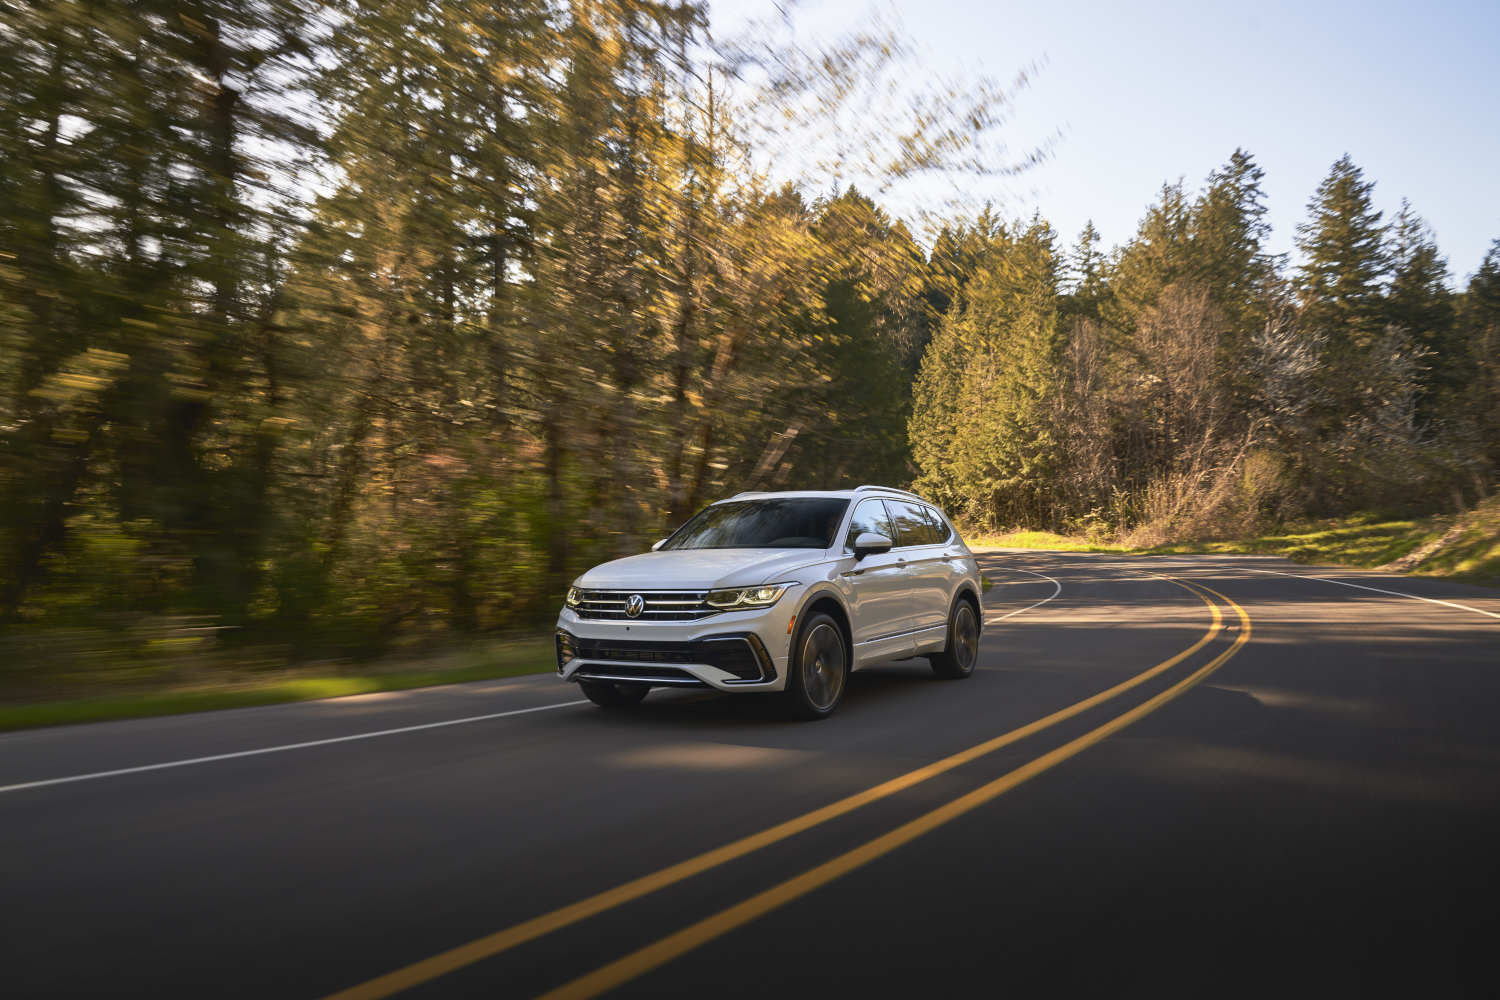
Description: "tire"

(579, 679), (650, 708)
(930, 598), (980, 679)
(784, 611), (849, 720)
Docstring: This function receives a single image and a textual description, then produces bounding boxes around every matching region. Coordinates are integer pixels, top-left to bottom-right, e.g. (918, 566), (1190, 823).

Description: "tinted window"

(845, 498), (896, 549)
(663, 498), (850, 550)
(884, 500), (938, 547)
(921, 505), (952, 543)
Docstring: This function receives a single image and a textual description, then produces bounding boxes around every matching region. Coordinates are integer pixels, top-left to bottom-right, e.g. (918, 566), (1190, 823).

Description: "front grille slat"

(572, 665), (705, 685)
(557, 631), (775, 683)
(574, 589), (717, 621)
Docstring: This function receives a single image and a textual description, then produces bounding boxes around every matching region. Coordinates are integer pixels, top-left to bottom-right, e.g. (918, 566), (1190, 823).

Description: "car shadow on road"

(569, 659), (954, 731)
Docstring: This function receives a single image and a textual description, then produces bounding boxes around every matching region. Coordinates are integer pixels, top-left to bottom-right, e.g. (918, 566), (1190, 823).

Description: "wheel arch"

(953, 582), (982, 632)
(794, 586), (853, 670)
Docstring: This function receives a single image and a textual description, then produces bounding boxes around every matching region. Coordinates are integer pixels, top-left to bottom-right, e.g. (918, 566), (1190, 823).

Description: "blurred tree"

(0, 0), (321, 623)
(761, 188), (928, 488)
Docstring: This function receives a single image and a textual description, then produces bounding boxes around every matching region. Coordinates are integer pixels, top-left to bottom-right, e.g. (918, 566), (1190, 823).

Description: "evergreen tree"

(1104, 181), (1192, 332)
(920, 209), (1008, 321)
(1459, 240), (1500, 468)
(1386, 201), (1457, 415)
(1190, 148), (1276, 335)
(1296, 154), (1390, 351)
(911, 217), (1063, 527)
(1063, 220), (1107, 318)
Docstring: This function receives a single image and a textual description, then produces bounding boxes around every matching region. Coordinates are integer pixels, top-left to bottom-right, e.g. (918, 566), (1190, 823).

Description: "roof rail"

(853, 484), (926, 501)
(720, 485), (929, 503)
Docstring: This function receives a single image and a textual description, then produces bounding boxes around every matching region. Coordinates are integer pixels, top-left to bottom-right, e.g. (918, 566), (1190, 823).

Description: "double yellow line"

(328, 575), (1251, 1000)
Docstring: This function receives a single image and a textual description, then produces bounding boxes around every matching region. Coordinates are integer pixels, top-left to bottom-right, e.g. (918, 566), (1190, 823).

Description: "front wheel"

(579, 679), (650, 708)
(784, 612), (848, 720)
(930, 599), (980, 679)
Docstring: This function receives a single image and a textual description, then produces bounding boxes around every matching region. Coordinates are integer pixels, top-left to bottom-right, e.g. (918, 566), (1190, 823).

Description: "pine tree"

(1386, 201), (1457, 416)
(1190, 148), (1276, 335)
(1105, 181), (1192, 332)
(1064, 220), (1107, 318)
(1459, 240), (1500, 468)
(911, 217), (1063, 527)
(1296, 154), (1390, 351)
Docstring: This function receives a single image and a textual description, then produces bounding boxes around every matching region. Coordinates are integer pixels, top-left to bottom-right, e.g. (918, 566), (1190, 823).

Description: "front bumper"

(554, 605), (793, 691)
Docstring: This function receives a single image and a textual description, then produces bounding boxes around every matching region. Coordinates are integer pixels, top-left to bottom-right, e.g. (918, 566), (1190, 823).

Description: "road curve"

(1, 553), (1496, 998)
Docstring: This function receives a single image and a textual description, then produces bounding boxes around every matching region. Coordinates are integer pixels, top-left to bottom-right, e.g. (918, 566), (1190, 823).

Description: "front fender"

(784, 581), (854, 659)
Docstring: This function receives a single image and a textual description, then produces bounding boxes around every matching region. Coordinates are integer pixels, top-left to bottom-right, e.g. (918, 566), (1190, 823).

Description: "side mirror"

(651, 538), (667, 551)
(852, 531), (893, 559)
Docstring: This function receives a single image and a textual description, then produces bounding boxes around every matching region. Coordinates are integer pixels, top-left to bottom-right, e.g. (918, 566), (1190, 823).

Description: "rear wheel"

(784, 612), (848, 720)
(579, 679), (650, 708)
(930, 598), (980, 679)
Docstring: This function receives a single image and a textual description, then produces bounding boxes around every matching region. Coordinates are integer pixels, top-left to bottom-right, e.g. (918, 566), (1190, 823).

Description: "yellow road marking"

(537, 578), (1251, 1000)
(324, 576), (1224, 1000)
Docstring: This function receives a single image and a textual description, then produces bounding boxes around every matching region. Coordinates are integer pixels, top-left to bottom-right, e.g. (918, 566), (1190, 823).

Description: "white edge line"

(1243, 567), (1500, 621)
(981, 565), (1063, 625)
(0, 699), (588, 795)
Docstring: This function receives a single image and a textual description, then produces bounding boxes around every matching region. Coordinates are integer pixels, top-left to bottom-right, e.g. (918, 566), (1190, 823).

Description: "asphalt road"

(4, 553), (1499, 998)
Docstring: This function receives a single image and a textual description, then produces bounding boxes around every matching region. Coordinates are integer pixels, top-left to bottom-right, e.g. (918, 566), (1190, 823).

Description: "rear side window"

(921, 505), (952, 543)
(845, 498), (896, 549)
(884, 500), (939, 547)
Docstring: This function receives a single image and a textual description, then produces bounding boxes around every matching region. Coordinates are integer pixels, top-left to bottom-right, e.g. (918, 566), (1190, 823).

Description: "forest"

(3, 0), (1497, 680)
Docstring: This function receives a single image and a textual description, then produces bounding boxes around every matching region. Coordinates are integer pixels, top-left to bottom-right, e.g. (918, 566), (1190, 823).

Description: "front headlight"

(706, 583), (790, 610)
(565, 586), (582, 608)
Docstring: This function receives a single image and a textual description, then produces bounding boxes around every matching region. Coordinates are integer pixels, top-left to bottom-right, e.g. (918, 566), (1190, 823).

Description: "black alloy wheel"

(785, 611), (849, 720)
(930, 598), (979, 679)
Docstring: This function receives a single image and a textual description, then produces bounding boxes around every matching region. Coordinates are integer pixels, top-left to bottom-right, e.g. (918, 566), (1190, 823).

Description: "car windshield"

(662, 498), (850, 550)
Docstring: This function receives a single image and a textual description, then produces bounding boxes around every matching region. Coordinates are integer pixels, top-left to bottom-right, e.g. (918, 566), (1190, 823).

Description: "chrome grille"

(573, 589), (717, 621)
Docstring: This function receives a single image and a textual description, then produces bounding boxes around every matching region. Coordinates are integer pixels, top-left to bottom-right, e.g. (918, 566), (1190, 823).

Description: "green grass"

(1150, 514), (1439, 567)
(0, 637), (556, 733)
(970, 497), (1500, 588)
(1411, 524), (1500, 582)
(968, 529), (1132, 553)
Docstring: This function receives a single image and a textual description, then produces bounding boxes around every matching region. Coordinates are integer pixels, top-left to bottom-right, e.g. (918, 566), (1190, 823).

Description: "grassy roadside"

(969, 496), (1500, 587)
(0, 638), (556, 733)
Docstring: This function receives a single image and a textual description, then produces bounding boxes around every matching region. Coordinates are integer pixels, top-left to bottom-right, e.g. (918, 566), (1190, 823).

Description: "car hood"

(574, 548), (829, 591)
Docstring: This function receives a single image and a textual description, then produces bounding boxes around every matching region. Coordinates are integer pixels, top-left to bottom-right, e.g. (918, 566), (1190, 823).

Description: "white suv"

(555, 486), (983, 719)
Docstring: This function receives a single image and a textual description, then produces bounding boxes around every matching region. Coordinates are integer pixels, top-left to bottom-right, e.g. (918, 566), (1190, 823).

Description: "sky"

(710, 0), (1500, 283)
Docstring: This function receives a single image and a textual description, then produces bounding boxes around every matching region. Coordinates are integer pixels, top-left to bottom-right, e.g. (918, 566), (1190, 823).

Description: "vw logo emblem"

(625, 594), (645, 618)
